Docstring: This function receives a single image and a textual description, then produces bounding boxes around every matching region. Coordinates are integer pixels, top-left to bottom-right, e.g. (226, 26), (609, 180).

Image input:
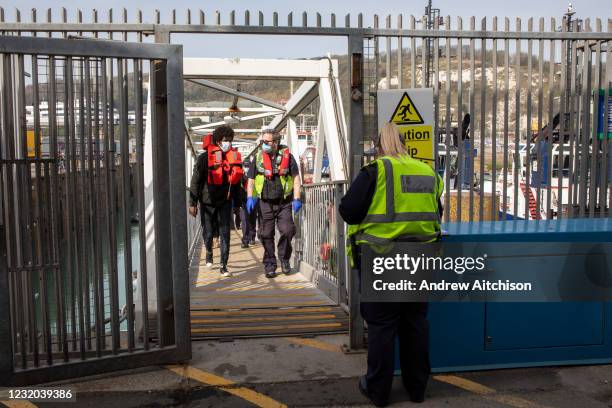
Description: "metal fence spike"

(331, 13), (336, 28)
(199, 10), (204, 25)
(245, 10), (250, 26)
(288, 12), (293, 27)
(215, 10), (220, 25)
(302, 11), (307, 27)
(187, 9), (191, 25)
(230, 10), (235, 26)
(345, 13), (350, 28)
(316, 12), (321, 28)
(259, 11), (264, 26)
(273, 12), (278, 27)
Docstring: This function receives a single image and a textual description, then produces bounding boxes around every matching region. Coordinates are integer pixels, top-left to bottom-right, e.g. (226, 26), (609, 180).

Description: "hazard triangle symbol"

(389, 92), (424, 125)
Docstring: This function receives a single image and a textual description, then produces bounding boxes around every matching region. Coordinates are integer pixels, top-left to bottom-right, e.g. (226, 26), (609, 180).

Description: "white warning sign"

(377, 89), (435, 168)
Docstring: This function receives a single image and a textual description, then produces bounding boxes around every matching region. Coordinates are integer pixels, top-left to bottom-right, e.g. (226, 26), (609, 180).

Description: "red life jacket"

(202, 133), (213, 149)
(262, 147), (291, 180)
(207, 145), (243, 185)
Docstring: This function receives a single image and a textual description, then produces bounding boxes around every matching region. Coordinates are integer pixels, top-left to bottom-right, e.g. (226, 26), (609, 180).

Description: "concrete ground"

(8, 333), (611, 408)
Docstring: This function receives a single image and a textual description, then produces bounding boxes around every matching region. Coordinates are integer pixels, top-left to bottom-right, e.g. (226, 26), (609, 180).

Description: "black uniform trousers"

(258, 197), (296, 272)
(200, 200), (232, 266)
(360, 301), (430, 404)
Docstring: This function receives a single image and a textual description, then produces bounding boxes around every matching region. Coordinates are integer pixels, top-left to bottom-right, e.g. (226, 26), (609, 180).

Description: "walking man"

(189, 125), (244, 277)
(246, 130), (302, 278)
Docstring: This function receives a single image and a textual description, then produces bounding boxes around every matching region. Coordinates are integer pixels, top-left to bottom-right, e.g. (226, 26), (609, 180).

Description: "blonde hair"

(378, 122), (407, 158)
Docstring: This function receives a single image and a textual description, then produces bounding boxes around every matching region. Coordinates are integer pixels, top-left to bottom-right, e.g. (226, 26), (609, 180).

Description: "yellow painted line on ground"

(434, 375), (550, 408)
(190, 307), (334, 317)
(285, 337), (343, 353)
(166, 365), (286, 408)
(195, 279), (308, 284)
(213, 286), (313, 292)
(191, 314), (337, 324)
(190, 292), (317, 299)
(192, 322), (343, 333)
(190, 301), (330, 308)
(1, 401), (38, 408)
(434, 375), (495, 394)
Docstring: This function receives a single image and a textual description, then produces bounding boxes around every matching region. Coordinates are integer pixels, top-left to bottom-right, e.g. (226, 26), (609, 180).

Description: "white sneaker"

(206, 262), (213, 268)
(220, 267), (232, 277)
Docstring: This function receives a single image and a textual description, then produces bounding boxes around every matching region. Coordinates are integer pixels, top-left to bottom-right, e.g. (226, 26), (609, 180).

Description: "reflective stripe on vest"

(347, 154), (442, 250)
(253, 173), (293, 199)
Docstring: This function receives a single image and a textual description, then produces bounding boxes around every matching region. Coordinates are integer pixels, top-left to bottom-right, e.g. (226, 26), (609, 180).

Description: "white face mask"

(220, 141), (232, 152)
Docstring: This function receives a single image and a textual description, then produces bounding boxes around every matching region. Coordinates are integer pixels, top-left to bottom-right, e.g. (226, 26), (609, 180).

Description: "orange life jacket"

(202, 133), (213, 149)
(207, 145), (243, 185)
(262, 147), (291, 180)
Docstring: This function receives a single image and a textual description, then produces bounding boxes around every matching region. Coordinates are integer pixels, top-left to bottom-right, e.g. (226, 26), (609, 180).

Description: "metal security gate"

(361, 16), (611, 222)
(0, 35), (189, 385)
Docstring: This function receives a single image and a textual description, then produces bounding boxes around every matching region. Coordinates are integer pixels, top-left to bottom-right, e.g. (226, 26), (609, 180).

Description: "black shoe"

(406, 388), (425, 403)
(265, 271), (276, 279)
(241, 242), (249, 249)
(358, 376), (387, 407)
(281, 261), (292, 275)
(220, 266), (232, 277)
(249, 239), (256, 245)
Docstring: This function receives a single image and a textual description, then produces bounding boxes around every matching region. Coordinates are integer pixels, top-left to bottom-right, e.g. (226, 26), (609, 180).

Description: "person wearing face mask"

(245, 129), (302, 279)
(339, 123), (443, 407)
(189, 125), (243, 277)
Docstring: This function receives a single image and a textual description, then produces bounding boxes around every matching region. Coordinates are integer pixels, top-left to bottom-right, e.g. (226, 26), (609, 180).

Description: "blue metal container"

(394, 219), (612, 372)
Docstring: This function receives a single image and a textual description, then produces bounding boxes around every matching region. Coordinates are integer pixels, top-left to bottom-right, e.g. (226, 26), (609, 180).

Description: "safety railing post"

(334, 183), (348, 305)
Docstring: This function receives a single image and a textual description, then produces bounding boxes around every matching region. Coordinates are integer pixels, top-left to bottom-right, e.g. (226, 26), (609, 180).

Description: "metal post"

(153, 28), (176, 347)
(347, 34), (365, 350)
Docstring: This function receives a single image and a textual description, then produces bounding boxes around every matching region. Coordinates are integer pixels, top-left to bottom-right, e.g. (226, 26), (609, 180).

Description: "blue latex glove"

(292, 199), (302, 213)
(246, 197), (258, 214)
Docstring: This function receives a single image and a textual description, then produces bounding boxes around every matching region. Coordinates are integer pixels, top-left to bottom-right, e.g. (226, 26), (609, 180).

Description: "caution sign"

(377, 89), (435, 168)
(389, 92), (424, 125)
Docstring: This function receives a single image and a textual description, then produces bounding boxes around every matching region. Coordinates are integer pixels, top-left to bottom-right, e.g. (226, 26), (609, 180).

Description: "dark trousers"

(240, 204), (257, 245)
(200, 201), (232, 266)
(360, 301), (430, 404)
(259, 198), (296, 272)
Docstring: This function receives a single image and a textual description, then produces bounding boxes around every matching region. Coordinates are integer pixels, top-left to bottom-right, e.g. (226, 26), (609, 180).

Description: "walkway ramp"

(188, 230), (348, 340)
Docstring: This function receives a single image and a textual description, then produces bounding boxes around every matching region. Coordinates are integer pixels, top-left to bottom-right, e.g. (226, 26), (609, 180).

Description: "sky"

(2, 0), (610, 58)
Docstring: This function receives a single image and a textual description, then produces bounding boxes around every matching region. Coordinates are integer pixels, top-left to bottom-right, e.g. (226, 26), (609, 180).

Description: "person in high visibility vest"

(189, 125), (244, 277)
(339, 122), (443, 406)
(246, 129), (302, 279)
